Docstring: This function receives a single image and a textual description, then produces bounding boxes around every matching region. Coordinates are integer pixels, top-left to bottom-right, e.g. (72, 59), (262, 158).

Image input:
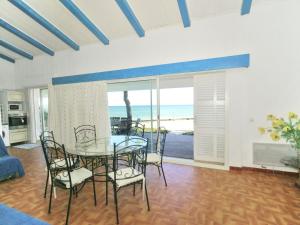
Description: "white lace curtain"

(27, 88), (41, 143)
(48, 81), (110, 148)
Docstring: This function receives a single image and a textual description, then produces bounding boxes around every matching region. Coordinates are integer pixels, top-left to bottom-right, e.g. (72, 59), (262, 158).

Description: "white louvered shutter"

(193, 73), (225, 163)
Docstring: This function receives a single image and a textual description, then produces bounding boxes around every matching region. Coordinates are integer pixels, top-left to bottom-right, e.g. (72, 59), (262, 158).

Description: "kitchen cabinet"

(7, 91), (25, 102)
(9, 128), (28, 144)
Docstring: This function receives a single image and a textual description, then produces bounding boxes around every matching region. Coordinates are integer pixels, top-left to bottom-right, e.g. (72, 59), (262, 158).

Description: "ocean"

(109, 105), (193, 120)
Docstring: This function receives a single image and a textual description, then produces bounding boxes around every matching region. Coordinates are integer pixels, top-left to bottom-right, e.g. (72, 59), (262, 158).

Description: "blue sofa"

(0, 136), (25, 181)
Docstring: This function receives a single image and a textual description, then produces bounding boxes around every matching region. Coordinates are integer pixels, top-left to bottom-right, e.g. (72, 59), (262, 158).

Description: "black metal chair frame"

(128, 121), (145, 137)
(41, 139), (97, 225)
(107, 137), (150, 224)
(40, 131), (56, 198)
(146, 128), (168, 186)
(74, 125), (106, 184)
(74, 125), (97, 144)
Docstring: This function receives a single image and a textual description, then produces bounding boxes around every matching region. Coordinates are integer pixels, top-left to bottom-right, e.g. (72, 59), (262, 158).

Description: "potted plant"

(259, 112), (300, 187)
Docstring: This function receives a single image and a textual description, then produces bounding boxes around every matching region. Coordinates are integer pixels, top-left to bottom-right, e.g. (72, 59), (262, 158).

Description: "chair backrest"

(111, 125), (119, 135)
(110, 117), (121, 126)
(118, 118), (131, 135)
(40, 130), (55, 141)
(41, 139), (74, 188)
(156, 127), (167, 157)
(112, 137), (148, 182)
(128, 121), (145, 137)
(40, 131), (59, 158)
(74, 125), (96, 144)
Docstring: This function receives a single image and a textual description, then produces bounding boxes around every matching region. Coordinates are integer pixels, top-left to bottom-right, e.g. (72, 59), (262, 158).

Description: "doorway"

(107, 77), (195, 159)
(107, 73), (227, 165)
(159, 77), (194, 159)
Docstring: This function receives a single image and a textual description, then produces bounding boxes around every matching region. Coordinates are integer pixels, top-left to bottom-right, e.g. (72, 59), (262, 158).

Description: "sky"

(108, 87), (193, 106)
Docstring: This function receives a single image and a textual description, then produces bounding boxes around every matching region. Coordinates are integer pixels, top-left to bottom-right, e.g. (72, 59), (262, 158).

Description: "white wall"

(13, 0), (300, 168)
(0, 61), (15, 89)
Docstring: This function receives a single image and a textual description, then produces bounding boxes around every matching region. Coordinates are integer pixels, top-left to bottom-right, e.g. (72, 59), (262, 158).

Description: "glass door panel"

(108, 80), (157, 151)
(158, 77), (194, 159)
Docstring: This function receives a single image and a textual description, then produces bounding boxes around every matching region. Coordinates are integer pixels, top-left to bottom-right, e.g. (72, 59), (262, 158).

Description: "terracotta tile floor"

(0, 147), (300, 225)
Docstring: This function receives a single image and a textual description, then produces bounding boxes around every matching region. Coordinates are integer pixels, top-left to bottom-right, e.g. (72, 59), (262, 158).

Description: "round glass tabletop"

(66, 135), (147, 157)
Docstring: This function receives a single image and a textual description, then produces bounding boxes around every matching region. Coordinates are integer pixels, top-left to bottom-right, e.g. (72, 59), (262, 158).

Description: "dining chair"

(118, 118), (131, 135)
(74, 125), (96, 144)
(40, 131), (79, 199)
(110, 117), (121, 127)
(107, 137), (150, 224)
(41, 139), (96, 225)
(111, 124), (120, 135)
(74, 124), (109, 202)
(40, 131), (56, 198)
(144, 127), (168, 186)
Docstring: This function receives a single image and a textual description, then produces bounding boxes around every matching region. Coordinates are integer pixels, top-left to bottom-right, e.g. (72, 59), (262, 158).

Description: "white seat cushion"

(55, 168), (92, 188)
(146, 153), (161, 164)
(108, 167), (144, 187)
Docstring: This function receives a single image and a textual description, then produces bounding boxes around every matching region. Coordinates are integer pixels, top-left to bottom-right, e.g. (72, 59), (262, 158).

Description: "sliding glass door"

(107, 74), (226, 165)
(107, 77), (194, 159)
(107, 80), (157, 150)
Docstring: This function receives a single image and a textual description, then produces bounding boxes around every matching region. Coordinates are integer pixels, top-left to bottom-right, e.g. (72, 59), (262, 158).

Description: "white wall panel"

(0, 61), (15, 89)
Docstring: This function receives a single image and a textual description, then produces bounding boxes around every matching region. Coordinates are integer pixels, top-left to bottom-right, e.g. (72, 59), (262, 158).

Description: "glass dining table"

(67, 135), (147, 157)
(66, 135), (147, 184)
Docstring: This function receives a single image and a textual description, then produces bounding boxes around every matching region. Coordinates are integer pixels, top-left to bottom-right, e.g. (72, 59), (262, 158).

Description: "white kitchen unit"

(9, 128), (28, 144)
(0, 90), (28, 145)
(0, 104), (9, 146)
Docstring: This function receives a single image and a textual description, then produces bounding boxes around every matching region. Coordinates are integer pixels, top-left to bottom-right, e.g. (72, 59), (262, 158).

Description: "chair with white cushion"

(41, 139), (96, 225)
(107, 137), (150, 224)
(146, 127), (168, 186)
(40, 131), (78, 199)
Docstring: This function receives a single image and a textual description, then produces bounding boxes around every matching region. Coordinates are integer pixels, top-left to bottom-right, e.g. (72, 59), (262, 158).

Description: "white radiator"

(253, 143), (298, 168)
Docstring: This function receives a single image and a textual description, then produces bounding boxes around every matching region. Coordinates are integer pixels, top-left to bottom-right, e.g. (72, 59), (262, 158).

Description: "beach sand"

(141, 118), (193, 132)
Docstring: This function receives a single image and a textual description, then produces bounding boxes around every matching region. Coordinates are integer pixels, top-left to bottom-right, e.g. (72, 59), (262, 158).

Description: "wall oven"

(9, 114), (27, 129)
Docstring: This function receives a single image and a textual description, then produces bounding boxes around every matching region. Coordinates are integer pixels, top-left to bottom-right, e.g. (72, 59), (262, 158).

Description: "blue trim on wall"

(60, 0), (109, 45)
(177, 0), (191, 27)
(241, 0), (252, 15)
(9, 0), (79, 51)
(116, 0), (145, 37)
(0, 19), (54, 56)
(0, 53), (15, 63)
(52, 54), (250, 85)
(0, 39), (33, 60)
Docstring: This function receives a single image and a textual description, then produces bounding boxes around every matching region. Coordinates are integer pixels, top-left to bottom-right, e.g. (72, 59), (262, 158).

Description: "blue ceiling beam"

(115, 0), (145, 37)
(241, 0), (252, 15)
(0, 53), (15, 63)
(60, 0), (109, 45)
(177, 0), (191, 27)
(0, 39), (33, 60)
(53, 54), (250, 85)
(0, 19), (54, 56)
(9, 0), (79, 51)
